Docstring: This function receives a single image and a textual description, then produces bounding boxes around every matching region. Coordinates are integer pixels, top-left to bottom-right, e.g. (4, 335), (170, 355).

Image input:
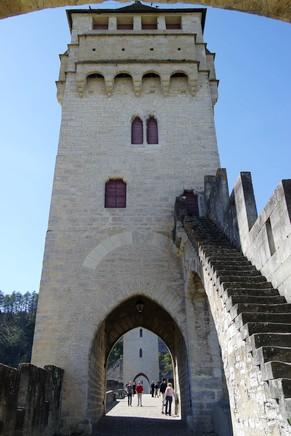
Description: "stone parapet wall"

(204, 168), (291, 301)
(176, 215), (291, 435)
(0, 363), (63, 436)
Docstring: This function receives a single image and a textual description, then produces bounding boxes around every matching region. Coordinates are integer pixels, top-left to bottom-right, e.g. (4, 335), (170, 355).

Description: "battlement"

(56, 4), (217, 102)
(204, 169), (291, 301)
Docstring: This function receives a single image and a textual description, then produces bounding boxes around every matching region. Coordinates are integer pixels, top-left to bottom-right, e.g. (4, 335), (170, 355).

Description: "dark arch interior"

(114, 73), (133, 80)
(171, 72), (188, 78)
(104, 296), (179, 357)
(87, 73), (104, 79)
(133, 372), (150, 384)
(143, 73), (160, 79)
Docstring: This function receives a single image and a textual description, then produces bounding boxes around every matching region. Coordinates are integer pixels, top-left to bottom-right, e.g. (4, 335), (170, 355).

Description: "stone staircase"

(182, 215), (291, 420)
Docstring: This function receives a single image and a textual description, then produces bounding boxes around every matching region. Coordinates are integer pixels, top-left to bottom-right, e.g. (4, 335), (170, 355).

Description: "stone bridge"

(174, 169), (291, 434)
(0, 0), (291, 22)
(1, 169), (291, 435)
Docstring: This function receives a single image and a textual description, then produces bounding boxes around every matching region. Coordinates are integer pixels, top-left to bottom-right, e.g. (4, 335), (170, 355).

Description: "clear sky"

(0, 2), (290, 293)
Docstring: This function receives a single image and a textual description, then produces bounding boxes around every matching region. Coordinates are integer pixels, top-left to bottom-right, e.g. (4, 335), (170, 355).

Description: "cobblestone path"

(93, 394), (191, 436)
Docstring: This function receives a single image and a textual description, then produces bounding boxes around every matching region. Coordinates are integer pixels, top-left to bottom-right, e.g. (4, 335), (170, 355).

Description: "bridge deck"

(94, 394), (190, 435)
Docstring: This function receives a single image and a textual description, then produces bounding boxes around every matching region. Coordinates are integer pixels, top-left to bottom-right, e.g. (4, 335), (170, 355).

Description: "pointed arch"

(131, 116), (143, 144)
(146, 116), (158, 144)
(133, 372), (150, 385)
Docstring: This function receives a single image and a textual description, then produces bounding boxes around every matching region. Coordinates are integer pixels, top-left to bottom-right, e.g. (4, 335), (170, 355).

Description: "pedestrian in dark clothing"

(160, 379), (167, 413)
(151, 381), (155, 397)
(126, 382), (133, 406)
(132, 382), (136, 396)
(154, 382), (159, 397)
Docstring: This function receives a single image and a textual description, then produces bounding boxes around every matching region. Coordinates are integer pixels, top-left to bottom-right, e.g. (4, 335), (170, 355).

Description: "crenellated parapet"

(56, 4), (218, 103)
(203, 168), (291, 302)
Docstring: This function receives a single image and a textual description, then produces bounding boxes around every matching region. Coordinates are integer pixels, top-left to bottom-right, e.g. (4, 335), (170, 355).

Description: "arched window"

(139, 328), (143, 338)
(131, 117), (143, 144)
(146, 116), (158, 144)
(105, 179), (126, 208)
(139, 348), (143, 358)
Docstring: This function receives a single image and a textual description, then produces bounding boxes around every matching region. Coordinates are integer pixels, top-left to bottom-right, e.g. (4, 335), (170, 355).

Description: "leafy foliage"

(159, 352), (173, 380)
(107, 337), (123, 369)
(0, 291), (38, 367)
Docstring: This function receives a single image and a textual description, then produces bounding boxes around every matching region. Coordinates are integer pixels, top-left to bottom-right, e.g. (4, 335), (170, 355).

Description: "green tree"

(0, 291), (38, 367)
(107, 337), (123, 369)
(159, 352), (173, 380)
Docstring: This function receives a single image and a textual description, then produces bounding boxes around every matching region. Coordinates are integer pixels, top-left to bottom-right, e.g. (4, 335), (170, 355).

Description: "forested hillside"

(0, 291), (38, 367)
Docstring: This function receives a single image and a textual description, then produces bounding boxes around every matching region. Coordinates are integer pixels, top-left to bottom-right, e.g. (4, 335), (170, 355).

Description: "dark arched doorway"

(87, 295), (190, 426)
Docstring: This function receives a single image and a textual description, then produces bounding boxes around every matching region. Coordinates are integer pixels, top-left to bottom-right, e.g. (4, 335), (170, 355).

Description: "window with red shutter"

(105, 179), (126, 208)
(146, 116), (158, 144)
(131, 117), (143, 144)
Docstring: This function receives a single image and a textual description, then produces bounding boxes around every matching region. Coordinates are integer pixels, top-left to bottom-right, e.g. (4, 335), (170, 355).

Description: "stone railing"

(0, 363), (63, 436)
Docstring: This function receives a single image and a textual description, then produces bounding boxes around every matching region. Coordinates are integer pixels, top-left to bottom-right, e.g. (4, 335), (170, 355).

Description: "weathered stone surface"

(269, 378), (291, 399)
(31, 6), (224, 435)
(0, 363), (63, 436)
(205, 169), (291, 303)
(250, 332), (291, 349)
(1, 0), (291, 25)
(177, 214), (291, 433)
(0, 364), (18, 436)
(262, 361), (291, 381)
(241, 322), (291, 339)
(255, 346), (291, 365)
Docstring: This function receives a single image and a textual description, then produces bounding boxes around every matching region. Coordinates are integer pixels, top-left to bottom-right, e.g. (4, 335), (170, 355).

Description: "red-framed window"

(146, 116), (158, 144)
(131, 117), (143, 144)
(105, 179), (126, 208)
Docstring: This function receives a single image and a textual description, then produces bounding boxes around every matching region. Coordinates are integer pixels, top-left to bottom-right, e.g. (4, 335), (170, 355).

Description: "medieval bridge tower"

(32, 3), (228, 434)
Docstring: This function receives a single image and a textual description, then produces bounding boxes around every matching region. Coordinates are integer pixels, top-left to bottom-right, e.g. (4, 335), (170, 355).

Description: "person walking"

(154, 382), (159, 397)
(164, 383), (175, 416)
(132, 381), (136, 396)
(136, 381), (144, 406)
(151, 381), (155, 397)
(159, 379), (167, 414)
(126, 381), (133, 406)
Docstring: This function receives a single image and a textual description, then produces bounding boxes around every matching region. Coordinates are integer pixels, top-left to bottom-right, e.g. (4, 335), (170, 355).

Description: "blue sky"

(0, 2), (290, 293)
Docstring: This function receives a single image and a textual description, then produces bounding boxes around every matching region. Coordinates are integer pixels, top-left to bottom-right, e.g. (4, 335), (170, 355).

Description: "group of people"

(125, 379), (176, 416)
(150, 381), (160, 397)
(125, 381), (143, 407)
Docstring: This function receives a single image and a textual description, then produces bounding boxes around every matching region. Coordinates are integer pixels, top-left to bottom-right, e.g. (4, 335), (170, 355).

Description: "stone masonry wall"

(32, 8), (220, 432)
(177, 219), (291, 435)
(204, 169), (291, 301)
(0, 363), (63, 436)
(179, 236), (233, 435)
(123, 328), (159, 393)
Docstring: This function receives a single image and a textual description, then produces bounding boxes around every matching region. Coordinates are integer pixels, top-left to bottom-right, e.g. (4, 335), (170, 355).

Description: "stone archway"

(1, 0), (291, 22)
(183, 268), (233, 435)
(133, 372), (151, 393)
(87, 295), (190, 427)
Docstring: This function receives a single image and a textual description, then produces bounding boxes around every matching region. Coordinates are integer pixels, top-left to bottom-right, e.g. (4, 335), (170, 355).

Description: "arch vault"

(1, 0), (291, 22)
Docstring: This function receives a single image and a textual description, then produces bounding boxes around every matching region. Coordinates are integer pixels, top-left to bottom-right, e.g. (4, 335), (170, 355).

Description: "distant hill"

(0, 291), (38, 367)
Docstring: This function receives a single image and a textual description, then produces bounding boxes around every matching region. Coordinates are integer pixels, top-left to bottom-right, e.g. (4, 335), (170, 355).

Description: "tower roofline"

(66, 3), (207, 32)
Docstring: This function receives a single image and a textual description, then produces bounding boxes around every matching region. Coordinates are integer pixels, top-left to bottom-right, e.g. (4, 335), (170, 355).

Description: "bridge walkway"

(93, 394), (191, 436)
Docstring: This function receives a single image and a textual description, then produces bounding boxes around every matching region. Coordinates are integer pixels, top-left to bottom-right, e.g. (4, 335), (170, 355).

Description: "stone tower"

(123, 327), (159, 393)
(32, 3), (225, 434)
